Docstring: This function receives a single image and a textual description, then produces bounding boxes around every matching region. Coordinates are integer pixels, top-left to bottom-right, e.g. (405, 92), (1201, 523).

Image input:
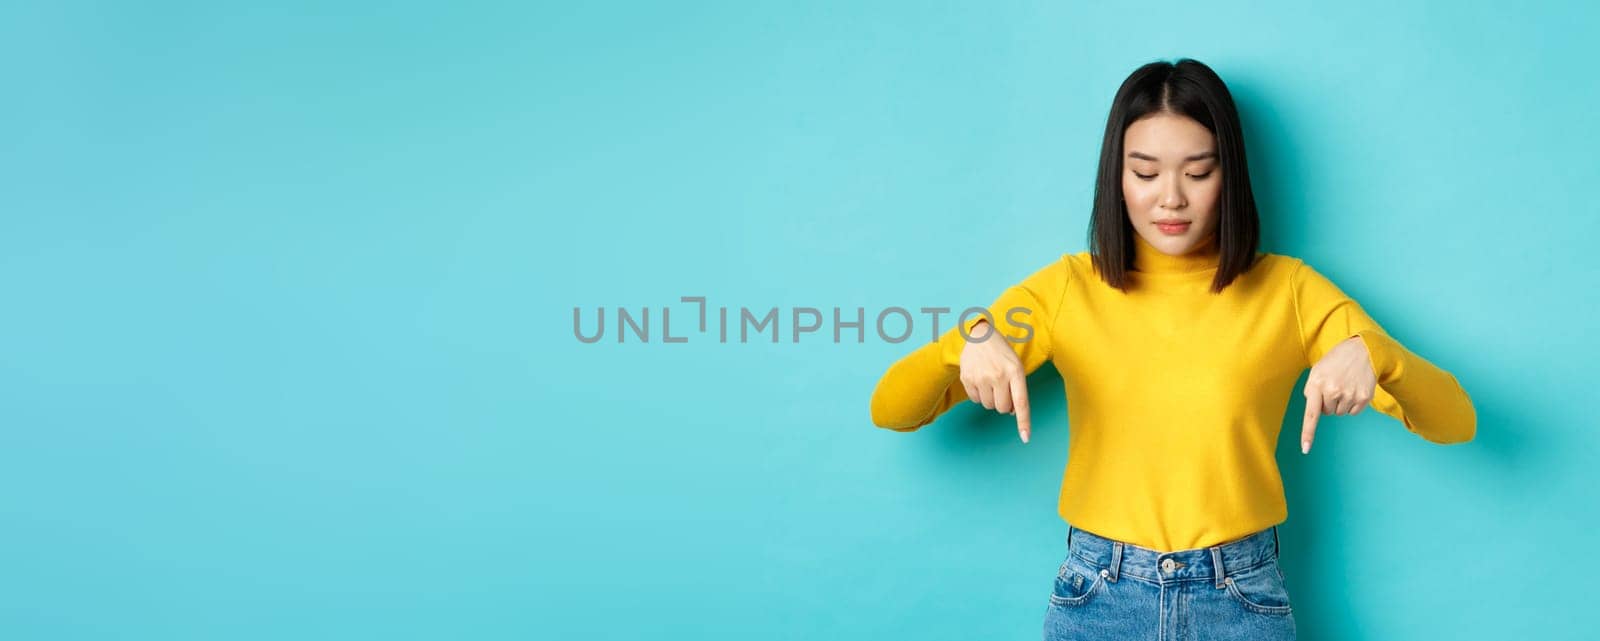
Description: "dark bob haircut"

(1087, 58), (1262, 294)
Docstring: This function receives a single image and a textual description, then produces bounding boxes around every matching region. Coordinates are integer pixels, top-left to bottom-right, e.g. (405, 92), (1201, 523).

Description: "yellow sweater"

(868, 232), (1476, 552)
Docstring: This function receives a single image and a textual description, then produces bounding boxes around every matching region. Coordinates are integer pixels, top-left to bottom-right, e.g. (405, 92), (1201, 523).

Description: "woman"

(867, 58), (1476, 641)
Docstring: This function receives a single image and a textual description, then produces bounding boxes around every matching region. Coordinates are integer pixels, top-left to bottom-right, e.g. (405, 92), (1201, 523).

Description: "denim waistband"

(1066, 524), (1280, 588)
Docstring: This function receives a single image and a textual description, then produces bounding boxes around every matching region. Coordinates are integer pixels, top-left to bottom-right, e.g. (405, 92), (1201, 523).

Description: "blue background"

(3, 2), (1595, 639)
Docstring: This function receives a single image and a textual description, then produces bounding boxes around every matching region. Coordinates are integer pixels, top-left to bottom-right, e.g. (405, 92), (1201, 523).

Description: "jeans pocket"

(1221, 559), (1293, 616)
(1049, 554), (1105, 607)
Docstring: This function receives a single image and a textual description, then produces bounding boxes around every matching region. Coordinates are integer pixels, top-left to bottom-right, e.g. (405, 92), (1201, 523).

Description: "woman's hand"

(958, 318), (1031, 444)
(1300, 335), (1378, 455)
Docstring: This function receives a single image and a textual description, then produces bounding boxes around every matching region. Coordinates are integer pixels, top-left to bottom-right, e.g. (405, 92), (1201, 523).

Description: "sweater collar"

(1132, 231), (1221, 274)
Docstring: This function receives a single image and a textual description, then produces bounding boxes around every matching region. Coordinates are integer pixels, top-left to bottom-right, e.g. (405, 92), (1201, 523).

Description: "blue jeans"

(1043, 524), (1297, 641)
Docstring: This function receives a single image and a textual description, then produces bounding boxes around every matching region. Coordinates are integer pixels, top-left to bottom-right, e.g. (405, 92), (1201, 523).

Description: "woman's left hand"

(1301, 335), (1378, 455)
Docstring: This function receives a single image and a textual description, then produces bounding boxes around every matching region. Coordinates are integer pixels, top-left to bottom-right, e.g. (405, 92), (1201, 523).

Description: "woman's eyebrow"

(1127, 150), (1218, 162)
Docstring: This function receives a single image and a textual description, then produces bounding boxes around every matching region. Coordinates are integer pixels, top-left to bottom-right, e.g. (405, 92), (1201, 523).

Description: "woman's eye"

(1133, 172), (1155, 181)
(1188, 171), (1213, 180)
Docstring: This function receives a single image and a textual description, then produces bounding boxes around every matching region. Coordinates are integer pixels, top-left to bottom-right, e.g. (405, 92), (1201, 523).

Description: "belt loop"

(1108, 542), (1123, 582)
(1067, 525), (1074, 551)
(1211, 545), (1226, 588)
(1272, 526), (1280, 557)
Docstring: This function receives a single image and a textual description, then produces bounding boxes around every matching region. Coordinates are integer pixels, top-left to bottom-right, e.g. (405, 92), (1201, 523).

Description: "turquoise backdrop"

(3, 2), (1595, 640)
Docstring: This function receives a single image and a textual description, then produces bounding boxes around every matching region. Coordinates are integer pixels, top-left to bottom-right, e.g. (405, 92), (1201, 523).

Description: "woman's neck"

(1132, 231), (1221, 274)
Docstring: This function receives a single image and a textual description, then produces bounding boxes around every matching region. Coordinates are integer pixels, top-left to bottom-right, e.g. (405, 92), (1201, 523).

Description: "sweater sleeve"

(1291, 259), (1476, 444)
(868, 256), (1071, 431)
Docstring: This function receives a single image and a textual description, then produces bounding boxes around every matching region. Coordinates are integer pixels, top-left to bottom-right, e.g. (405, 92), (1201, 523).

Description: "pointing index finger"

(1010, 375), (1031, 444)
(1301, 391), (1321, 454)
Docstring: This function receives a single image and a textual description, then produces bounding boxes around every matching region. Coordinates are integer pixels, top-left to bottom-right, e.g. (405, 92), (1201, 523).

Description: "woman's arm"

(1291, 259), (1477, 444)
(869, 258), (1071, 431)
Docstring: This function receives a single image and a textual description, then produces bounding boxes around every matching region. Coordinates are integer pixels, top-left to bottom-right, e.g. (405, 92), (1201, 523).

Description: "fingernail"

(1301, 441), (1310, 454)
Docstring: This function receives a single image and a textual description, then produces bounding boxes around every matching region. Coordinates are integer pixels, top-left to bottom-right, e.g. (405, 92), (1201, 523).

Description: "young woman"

(868, 58), (1476, 641)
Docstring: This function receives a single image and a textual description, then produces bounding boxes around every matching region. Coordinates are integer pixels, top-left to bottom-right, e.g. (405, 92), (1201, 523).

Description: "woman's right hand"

(958, 318), (1031, 443)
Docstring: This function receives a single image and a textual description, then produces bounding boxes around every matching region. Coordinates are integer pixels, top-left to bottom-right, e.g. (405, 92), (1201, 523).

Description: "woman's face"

(1121, 112), (1222, 256)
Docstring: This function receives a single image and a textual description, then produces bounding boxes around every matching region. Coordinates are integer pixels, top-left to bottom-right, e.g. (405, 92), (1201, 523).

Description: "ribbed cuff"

(938, 313), (996, 369)
(1354, 329), (1402, 383)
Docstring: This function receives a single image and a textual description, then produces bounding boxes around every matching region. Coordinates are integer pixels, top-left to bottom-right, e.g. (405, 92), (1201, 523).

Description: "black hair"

(1087, 58), (1262, 294)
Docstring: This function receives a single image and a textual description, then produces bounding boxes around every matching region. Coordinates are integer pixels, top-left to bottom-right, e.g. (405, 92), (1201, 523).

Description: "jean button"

(1161, 558), (1175, 573)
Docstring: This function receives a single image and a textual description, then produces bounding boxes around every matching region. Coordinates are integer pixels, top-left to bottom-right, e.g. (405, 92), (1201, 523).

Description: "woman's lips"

(1155, 221), (1190, 235)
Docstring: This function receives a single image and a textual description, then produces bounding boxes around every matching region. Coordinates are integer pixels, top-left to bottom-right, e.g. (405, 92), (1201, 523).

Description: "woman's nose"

(1161, 180), (1186, 209)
